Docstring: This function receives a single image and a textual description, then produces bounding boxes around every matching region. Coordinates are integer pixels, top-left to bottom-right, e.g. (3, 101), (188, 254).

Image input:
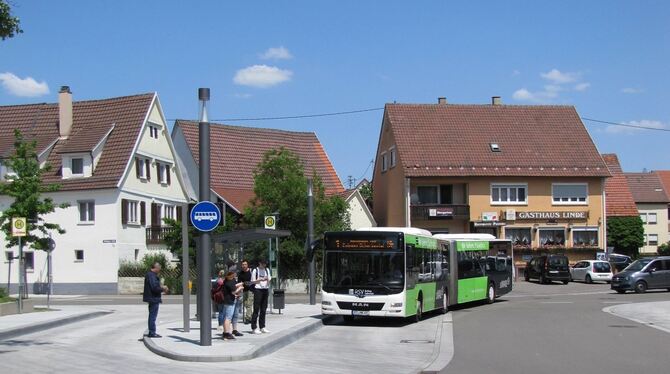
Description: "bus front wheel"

(487, 283), (495, 304)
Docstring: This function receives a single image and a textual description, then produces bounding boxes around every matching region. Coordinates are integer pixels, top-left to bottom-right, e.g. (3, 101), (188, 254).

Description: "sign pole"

(197, 88), (212, 346)
(47, 248), (52, 310)
(17, 236), (23, 313)
(307, 178), (315, 305)
(182, 202), (190, 332)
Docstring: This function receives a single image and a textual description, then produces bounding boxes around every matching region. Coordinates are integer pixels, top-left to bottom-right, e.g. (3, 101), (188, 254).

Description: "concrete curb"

(420, 312), (454, 374)
(603, 304), (670, 335)
(143, 315), (333, 362)
(0, 310), (112, 340)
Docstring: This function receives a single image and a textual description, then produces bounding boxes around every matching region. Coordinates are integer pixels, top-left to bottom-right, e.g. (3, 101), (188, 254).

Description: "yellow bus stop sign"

(264, 215), (276, 230)
(12, 217), (27, 237)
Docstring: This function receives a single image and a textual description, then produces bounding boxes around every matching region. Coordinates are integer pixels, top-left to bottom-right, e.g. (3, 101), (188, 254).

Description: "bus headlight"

(322, 301), (332, 306)
(391, 302), (403, 308)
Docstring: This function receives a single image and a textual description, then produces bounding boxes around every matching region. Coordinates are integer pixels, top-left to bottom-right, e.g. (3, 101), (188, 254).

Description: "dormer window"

(71, 158), (84, 175)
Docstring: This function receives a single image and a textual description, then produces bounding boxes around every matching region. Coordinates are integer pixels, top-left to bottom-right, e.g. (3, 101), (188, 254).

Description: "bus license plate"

(352, 310), (369, 316)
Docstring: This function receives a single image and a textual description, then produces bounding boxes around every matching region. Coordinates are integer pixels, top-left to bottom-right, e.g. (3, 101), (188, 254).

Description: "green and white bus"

(321, 228), (513, 321)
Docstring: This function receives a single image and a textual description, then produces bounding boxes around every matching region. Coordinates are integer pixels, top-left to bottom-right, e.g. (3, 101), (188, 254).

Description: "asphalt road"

(444, 280), (670, 374)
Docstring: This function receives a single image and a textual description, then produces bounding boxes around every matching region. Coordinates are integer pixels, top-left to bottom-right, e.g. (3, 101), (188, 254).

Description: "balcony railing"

(146, 226), (175, 245)
(410, 204), (470, 220)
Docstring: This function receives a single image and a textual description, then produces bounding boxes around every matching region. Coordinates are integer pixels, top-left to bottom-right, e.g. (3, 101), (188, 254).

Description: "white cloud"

(574, 82), (591, 91)
(233, 65), (293, 88)
(0, 72), (50, 97)
(605, 119), (667, 134)
(540, 69), (579, 84)
(512, 88), (557, 103)
(621, 87), (643, 94)
(260, 46), (293, 60)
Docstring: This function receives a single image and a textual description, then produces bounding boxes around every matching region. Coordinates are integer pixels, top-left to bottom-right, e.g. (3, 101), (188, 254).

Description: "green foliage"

(161, 212), (236, 266)
(607, 216), (644, 258)
(118, 260), (147, 277)
(658, 242), (670, 256)
(243, 148), (350, 277)
(359, 182), (373, 208)
(0, 286), (7, 298)
(141, 252), (170, 270)
(0, 130), (68, 250)
(0, 0), (22, 40)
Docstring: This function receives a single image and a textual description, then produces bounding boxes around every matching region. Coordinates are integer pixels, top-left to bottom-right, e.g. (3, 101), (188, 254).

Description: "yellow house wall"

(372, 116), (406, 227)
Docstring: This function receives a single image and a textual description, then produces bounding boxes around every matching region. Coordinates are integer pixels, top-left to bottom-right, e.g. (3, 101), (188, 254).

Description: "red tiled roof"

(384, 104), (610, 177)
(655, 171), (670, 202)
(602, 154), (639, 216)
(625, 172), (670, 203)
(176, 120), (344, 212)
(0, 93), (155, 190)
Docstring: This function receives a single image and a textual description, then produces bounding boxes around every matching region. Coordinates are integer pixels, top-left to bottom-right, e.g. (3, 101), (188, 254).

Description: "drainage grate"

(608, 325), (638, 328)
(400, 339), (435, 344)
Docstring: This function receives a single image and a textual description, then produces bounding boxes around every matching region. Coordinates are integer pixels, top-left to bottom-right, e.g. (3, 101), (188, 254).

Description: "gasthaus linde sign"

(514, 211), (588, 220)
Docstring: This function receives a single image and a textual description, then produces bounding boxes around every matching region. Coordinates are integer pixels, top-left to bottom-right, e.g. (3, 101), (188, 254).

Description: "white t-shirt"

(252, 267), (271, 289)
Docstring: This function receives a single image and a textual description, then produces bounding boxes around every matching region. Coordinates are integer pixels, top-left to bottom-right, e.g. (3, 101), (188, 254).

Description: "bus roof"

(356, 227), (433, 237)
(432, 233), (497, 240)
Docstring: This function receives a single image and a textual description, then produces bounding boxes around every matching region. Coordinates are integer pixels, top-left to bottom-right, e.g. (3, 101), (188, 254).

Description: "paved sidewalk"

(603, 300), (670, 334)
(144, 303), (328, 362)
(0, 305), (112, 340)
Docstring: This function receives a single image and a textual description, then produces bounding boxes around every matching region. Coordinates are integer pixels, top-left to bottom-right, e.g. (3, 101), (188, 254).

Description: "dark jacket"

(143, 271), (163, 303)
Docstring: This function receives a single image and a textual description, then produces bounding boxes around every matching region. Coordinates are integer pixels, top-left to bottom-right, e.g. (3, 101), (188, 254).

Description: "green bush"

(0, 287), (7, 298)
(141, 252), (170, 270)
(659, 242), (670, 256)
(118, 260), (146, 277)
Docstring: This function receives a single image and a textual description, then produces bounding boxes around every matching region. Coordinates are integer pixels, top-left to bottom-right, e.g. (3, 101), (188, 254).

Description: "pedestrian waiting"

(237, 259), (254, 324)
(251, 259), (271, 334)
(143, 262), (169, 338)
(214, 271), (244, 340)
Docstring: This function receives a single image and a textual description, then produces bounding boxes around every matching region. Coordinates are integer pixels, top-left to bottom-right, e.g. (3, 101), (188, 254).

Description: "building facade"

(0, 88), (189, 294)
(625, 172), (670, 254)
(372, 97), (610, 264)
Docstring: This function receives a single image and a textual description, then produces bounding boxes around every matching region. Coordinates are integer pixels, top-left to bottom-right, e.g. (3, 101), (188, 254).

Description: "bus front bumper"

(321, 292), (406, 317)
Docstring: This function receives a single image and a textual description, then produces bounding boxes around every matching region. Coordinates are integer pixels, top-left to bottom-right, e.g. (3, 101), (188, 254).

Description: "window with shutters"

(164, 205), (175, 221)
(122, 199), (143, 225)
(136, 157), (151, 180)
(158, 162), (171, 185)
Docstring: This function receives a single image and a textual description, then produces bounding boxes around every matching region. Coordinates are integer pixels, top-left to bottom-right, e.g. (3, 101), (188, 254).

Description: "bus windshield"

(323, 251), (404, 294)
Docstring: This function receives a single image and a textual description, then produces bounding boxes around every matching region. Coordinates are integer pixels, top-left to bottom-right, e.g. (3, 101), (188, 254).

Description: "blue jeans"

(217, 303), (225, 326)
(147, 302), (160, 335)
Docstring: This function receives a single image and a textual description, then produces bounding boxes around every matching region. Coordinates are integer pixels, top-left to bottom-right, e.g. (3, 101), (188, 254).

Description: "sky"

(1, 1), (669, 187)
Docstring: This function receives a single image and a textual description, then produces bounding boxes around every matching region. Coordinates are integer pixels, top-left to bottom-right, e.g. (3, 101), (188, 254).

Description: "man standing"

(237, 260), (254, 324)
(251, 259), (271, 334)
(143, 262), (168, 338)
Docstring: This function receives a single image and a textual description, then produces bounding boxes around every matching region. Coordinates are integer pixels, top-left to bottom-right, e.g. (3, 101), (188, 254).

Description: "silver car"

(570, 260), (613, 284)
(610, 257), (670, 294)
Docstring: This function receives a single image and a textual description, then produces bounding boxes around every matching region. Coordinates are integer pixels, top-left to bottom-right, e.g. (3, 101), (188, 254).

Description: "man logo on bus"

(350, 289), (373, 298)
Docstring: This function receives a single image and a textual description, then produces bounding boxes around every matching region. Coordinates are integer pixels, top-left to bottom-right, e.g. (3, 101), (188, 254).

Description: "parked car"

(608, 253), (633, 272)
(570, 260), (613, 283)
(611, 257), (670, 294)
(525, 255), (570, 284)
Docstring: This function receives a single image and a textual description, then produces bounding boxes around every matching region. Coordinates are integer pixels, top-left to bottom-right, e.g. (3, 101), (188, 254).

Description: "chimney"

(59, 86), (73, 138)
(492, 96), (502, 105)
(437, 97), (447, 105)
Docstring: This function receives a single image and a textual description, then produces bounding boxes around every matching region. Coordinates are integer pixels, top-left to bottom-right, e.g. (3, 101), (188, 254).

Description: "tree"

(0, 0), (22, 40)
(0, 130), (68, 250)
(162, 212), (236, 266)
(658, 242), (670, 256)
(244, 148), (349, 276)
(358, 182), (373, 210)
(607, 216), (644, 258)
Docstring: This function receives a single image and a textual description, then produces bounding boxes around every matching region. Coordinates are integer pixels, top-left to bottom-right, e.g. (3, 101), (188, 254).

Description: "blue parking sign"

(190, 201), (221, 232)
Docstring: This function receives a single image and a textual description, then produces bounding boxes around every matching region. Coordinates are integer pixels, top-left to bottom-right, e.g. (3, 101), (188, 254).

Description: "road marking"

(602, 301), (632, 304)
(539, 301), (573, 304)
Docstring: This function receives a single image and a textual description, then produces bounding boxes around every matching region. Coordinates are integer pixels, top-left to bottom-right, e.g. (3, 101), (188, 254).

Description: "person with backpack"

(211, 270), (226, 334)
(251, 259), (271, 334)
(213, 270), (244, 340)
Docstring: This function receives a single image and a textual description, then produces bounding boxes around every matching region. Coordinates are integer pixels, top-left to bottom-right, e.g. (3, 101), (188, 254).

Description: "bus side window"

(406, 245), (417, 289)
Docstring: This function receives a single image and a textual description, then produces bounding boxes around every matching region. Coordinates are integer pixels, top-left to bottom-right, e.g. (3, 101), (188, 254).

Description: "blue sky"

(1, 1), (668, 186)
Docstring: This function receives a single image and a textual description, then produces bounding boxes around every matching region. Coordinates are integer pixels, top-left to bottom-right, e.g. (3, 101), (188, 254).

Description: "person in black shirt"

(143, 262), (168, 338)
(238, 260), (254, 324)
(222, 271), (243, 340)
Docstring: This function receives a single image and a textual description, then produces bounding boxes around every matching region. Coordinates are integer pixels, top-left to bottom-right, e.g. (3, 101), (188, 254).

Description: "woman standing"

(222, 271), (244, 340)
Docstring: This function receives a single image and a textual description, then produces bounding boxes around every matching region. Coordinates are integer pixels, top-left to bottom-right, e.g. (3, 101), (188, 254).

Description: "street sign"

(264, 215), (276, 230)
(190, 201), (221, 232)
(11, 217), (27, 237)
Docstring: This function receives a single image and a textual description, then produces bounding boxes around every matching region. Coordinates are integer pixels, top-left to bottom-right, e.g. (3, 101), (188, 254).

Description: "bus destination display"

(330, 238), (397, 250)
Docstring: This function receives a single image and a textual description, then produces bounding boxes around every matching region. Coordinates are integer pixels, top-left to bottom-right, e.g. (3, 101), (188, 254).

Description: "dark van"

(525, 255), (570, 284)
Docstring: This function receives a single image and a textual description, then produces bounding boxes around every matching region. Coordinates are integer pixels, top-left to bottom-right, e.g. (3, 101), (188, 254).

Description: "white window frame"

(491, 183), (528, 205)
(149, 125), (159, 139)
(552, 183), (588, 205)
(389, 146), (397, 168)
(78, 200), (95, 224)
(381, 152), (388, 172)
(74, 249), (84, 262)
(538, 227), (567, 246)
(647, 213), (657, 225)
(640, 213), (647, 224)
(128, 200), (139, 224)
(572, 227), (599, 247)
(71, 157), (84, 176)
(163, 205), (175, 221)
(505, 227), (533, 247)
(648, 234), (658, 246)
(159, 163), (170, 184)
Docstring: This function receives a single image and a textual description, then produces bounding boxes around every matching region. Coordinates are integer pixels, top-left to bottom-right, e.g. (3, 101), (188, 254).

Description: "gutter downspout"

(404, 177), (411, 227)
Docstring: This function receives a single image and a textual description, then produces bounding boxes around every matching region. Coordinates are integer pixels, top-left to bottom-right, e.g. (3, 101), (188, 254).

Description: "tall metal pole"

(182, 202), (190, 332)
(307, 178), (316, 305)
(197, 87), (212, 346)
(18, 236), (23, 313)
(47, 249), (52, 310)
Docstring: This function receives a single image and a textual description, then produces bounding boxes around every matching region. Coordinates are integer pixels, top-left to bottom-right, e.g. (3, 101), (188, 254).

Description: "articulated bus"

(320, 228), (513, 321)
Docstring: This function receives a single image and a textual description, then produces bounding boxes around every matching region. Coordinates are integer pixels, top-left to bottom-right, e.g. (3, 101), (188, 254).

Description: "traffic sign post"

(12, 218), (27, 314)
(264, 215), (276, 230)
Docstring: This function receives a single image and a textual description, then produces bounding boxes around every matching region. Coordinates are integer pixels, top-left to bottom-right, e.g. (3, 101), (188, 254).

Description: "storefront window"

(505, 228), (532, 248)
(572, 228), (598, 247)
(539, 229), (565, 247)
